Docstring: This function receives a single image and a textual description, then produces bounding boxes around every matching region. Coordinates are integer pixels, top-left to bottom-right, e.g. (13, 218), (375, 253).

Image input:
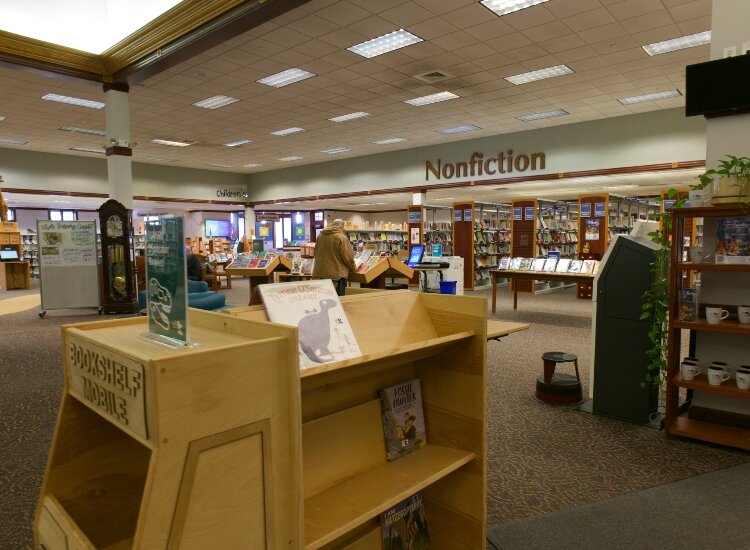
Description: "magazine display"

(509, 257), (522, 270)
(258, 280), (362, 368)
(380, 378), (427, 461)
(498, 256), (510, 270)
(679, 288), (698, 322)
(380, 492), (430, 550)
(542, 258), (558, 272)
(581, 259), (597, 274)
(716, 217), (750, 264)
(532, 258), (546, 271)
(555, 259), (571, 273)
(568, 260), (583, 273)
(518, 258), (532, 271)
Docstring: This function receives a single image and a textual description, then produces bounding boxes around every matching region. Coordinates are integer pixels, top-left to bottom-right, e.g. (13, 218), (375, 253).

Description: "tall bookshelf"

(346, 230), (407, 254)
(21, 233), (39, 278)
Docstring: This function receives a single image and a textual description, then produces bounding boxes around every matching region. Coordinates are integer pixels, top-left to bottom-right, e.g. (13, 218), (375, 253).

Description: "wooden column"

(577, 194), (608, 299)
(407, 205), (424, 286)
(453, 201), (474, 291)
(510, 199), (537, 294)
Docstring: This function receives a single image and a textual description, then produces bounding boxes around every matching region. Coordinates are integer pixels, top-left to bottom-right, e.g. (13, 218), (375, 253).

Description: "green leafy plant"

(699, 154), (750, 206)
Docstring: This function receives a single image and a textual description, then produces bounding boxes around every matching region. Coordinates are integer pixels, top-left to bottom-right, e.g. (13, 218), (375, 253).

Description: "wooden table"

(0, 261), (30, 290)
(491, 269), (595, 312)
(487, 320), (529, 340)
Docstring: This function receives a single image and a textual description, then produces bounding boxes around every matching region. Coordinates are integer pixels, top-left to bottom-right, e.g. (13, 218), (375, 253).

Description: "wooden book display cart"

(35, 289), (517, 549)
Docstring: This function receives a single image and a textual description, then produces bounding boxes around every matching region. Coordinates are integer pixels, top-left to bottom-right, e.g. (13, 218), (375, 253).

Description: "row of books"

(498, 256), (600, 274)
(475, 230), (512, 244)
(537, 228), (578, 245)
(228, 255), (276, 270)
(348, 231), (407, 242)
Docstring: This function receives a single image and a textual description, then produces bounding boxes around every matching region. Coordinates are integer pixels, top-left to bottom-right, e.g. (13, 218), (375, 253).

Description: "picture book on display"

(568, 260), (583, 273)
(256, 258), (269, 268)
(716, 217), (750, 264)
(555, 259), (571, 273)
(532, 258), (546, 271)
(498, 256), (510, 270)
(518, 258), (532, 271)
(380, 378), (427, 461)
(258, 279), (362, 368)
(581, 259), (597, 274)
(679, 288), (698, 322)
(380, 492), (430, 550)
(543, 258), (558, 272)
(509, 257), (522, 270)
(247, 258), (261, 269)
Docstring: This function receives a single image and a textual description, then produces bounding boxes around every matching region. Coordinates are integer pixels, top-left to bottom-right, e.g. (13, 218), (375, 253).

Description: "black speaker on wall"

(686, 53), (750, 117)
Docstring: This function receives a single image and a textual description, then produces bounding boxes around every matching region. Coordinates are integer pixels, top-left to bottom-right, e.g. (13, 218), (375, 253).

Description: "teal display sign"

(145, 217), (188, 346)
(431, 243), (443, 257)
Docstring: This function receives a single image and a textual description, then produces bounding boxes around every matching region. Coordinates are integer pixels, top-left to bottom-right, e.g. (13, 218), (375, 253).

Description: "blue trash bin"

(439, 280), (457, 295)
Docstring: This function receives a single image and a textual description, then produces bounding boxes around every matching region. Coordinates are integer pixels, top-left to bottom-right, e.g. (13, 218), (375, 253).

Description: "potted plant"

(701, 154), (750, 205)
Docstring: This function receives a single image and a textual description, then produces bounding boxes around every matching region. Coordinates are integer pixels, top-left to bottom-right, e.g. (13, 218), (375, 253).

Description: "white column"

(244, 205), (255, 239)
(104, 85), (133, 208)
(412, 191), (427, 205)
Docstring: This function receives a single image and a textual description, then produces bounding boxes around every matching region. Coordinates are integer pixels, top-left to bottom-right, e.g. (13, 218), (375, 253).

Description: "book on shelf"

(248, 258), (262, 269)
(555, 259), (571, 273)
(380, 378), (427, 461)
(532, 258), (546, 271)
(354, 249), (373, 270)
(498, 256), (510, 270)
(543, 258), (558, 272)
(581, 259), (597, 274)
(291, 258), (304, 274)
(380, 492), (430, 550)
(568, 260), (583, 273)
(679, 288), (698, 322)
(716, 217), (750, 264)
(509, 257), (522, 270)
(229, 255), (252, 269)
(518, 258), (532, 271)
(258, 279), (361, 368)
(301, 259), (314, 275)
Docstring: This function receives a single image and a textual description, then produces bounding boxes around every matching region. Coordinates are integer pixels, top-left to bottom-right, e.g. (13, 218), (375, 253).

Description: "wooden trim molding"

(105, 146), (133, 157)
(3, 187), (246, 206)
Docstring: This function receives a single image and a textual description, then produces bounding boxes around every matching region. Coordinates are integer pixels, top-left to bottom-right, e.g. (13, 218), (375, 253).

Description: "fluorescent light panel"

(642, 31), (711, 56)
(278, 156), (302, 162)
(348, 29), (423, 58)
(0, 116), (5, 122)
(405, 91), (459, 106)
(192, 95), (240, 109)
(505, 64), (573, 85)
(257, 68), (315, 88)
(207, 163), (234, 168)
(517, 109), (569, 121)
(618, 89), (682, 105)
(0, 137), (27, 144)
(270, 127), (304, 136)
(224, 138), (253, 147)
(146, 156), (177, 162)
(42, 93), (105, 109)
(69, 146), (105, 154)
(373, 137), (407, 145)
(321, 147), (351, 154)
(329, 112), (371, 123)
(243, 163), (263, 168)
(481, 0), (550, 17)
(151, 139), (191, 147)
(437, 125), (480, 135)
(59, 125), (106, 136)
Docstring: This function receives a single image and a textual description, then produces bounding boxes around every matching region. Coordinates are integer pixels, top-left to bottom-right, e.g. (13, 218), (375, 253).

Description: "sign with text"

(67, 336), (148, 440)
(431, 243), (443, 257)
(425, 150), (547, 182)
(454, 209), (462, 222)
(146, 217), (188, 346)
(580, 203), (591, 218)
(408, 210), (422, 223)
(524, 207), (535, 221)
(257, 214), (280, 222)
(463, 209), (472, 222)
(594, 202), (606, 217)
(38, 221), (97, 267)
(513, 207), (522, 221)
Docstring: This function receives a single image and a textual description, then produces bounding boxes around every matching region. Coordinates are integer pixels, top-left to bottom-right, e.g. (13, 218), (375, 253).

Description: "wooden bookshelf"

(669, 417), (750, 451)
(672, 319), (750, 335)
(671, 373), (750, 399)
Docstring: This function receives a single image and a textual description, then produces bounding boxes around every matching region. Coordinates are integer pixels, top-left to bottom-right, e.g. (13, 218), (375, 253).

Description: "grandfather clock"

(99, 199), (138, 313)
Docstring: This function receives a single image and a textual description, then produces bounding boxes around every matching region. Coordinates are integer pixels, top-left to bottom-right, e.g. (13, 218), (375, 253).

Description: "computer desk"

(411, 264), (446, 292)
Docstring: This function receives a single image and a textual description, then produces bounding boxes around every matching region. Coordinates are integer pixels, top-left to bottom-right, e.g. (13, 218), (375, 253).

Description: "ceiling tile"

(316, 2), (372, 26)
(379, 3), (434, 27)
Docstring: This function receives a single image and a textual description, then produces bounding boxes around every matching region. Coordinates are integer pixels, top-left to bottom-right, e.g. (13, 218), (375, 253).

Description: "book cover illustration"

(716, 217), (750, 264)
(679, 288), (698, 322)
(532, 258), (546, 271)
(498, 256), (510, 270)
(301, 259), (314, 275)
(258, 280), (361, 368)
(247, 258), (261, 269)
(581, 259), (597, 274)
(555, 259), (571, 273)
(380, 378), (427, 461)
(509, 257), (522, 270)
(568, 260), (583, 273)
(257, 258), (270, 269)
(518, 258), (532, 271)
(543, 258), (558, 272)
(229, 255), (251, 269)
(354, 249), (373, 270)
(380, 492), (429, 550)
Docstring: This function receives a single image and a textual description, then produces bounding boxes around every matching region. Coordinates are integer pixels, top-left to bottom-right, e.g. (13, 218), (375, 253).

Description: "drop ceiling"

(0, 0), (711, 180)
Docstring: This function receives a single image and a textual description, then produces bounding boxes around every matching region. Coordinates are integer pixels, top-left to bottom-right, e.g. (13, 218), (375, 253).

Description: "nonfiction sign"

(425, 150), (546, 182)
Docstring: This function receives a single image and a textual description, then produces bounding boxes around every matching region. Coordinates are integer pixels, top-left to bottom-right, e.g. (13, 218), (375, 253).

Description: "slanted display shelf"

(225, 255), (292, 304)
(348, 257), (414, 289)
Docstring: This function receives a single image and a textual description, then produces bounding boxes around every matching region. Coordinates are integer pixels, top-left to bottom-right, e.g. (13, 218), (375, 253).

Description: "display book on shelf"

(425, 222), (453, 256)
(497, 255), (599, 275)
(225, 251), (292, 276)
(348, 252), (414, 288)
(666, 205), (750, 451)
(536, 215), (578, 258)
(346, 229), (407, 254)
(21, 233), (39, 278)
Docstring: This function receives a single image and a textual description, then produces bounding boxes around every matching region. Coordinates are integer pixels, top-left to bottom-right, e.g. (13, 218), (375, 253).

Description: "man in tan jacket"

(312, 219), (355, 296)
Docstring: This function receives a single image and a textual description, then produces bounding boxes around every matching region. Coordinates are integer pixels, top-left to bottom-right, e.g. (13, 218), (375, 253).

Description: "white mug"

(707, 365), (731, 386)
(689, 246), (705, 263)
(738, 306), (750, 324)
(681, 362), (703, 381)
(705, 307), (729, 325)
(736, 367), (750, 390)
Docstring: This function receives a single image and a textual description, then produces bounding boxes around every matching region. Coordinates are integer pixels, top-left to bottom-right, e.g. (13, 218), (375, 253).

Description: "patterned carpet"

(0, 280), (747, 547)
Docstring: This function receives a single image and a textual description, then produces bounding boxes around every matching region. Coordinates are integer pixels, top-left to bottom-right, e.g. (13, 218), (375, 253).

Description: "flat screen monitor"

(0, 249), (20, 261)
(205, 219), (232, 238)
(686, 54), (750, 117)
(407, 245), (425, 267)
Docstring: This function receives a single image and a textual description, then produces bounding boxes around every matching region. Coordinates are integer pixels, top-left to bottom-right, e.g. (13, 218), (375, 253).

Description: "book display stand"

(348, 257), (414, 289)
(225, 254), (292, 304)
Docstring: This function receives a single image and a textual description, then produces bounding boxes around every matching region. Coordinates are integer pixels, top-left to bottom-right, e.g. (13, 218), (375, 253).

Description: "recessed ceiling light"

(69, 146), (105, 154)
(257, 68), (315, 88)
(278, 156), (303, 162)
(321, 147), (351, 154)
(505, 64), (573, 85)
(329, 112), (371, 123)
(193, 95), (240, 109)
(207, 163), (234, 168)
(224, 138), (253, 147)
(0, 137), (27, 145)
(480, 0), (550, 16)
(437, 125), (480, 135)
(618, 89), (682, 105)
(374, 137), (408, 145)
(0, 116), (5, 122)
(59, 125), (107, 136)
(517, 109), (569, 121)
(270, 127), (305, 136)
(146, 156), (177, 162)
(433, 197), (455, 201)
(41, 93), (104, 109)
(642, 31), (711, 56)
(151, 139), (191, 147)
(243, 163), (263, 168)
(347, 29), (423, 58)
(405, 91), (460, 106)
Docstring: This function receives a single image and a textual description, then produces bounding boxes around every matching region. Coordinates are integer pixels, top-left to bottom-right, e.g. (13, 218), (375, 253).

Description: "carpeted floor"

(0, 279), (747, 548)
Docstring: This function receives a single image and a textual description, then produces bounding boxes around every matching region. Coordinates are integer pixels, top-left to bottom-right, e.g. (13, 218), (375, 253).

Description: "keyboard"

(413, 262), (449, 268)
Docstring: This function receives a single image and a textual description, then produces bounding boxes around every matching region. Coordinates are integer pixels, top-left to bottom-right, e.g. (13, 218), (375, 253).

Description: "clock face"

(107, 215), (123, 237)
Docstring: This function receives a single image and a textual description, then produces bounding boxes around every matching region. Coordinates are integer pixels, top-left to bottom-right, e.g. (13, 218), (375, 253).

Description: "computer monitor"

(0, 249), (20, 261)
(407, 245), (425, 267)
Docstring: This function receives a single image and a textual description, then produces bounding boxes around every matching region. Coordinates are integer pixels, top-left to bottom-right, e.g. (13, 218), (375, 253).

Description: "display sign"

(0, 221), (18, 232)
(580, 203), (591, 217)
(431, 243), (443, 257)
(67, 336), (148, 440)
(146, 217), (188, 346)
(38, 221), (97, 267)
(257, 214), (280, 222)
(408, 210), (422, 223)
(663, 199), (676, 210)
(463, 209), (472, 222)
(585, 219), (600, 240)
(594, 202), (606, 217)
(295, 226), (304, 237)
(513, 207), (522, 221)
(524, 206), (535, 221)
(547, 250), (561, 260)
(258, 226), (270, 237)
(454, 209), (462, 222)
(410, 227), (421, 244)
(425, 150), (547, 182)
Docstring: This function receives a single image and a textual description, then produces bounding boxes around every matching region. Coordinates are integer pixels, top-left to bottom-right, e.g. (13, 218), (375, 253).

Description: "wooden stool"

(536, 352), (583, 405)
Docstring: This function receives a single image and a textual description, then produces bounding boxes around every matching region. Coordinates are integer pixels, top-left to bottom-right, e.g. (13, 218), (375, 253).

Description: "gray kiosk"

(590, 226), (660, 425)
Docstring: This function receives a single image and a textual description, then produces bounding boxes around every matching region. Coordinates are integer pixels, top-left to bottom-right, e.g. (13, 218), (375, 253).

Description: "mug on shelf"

(707, 364), (731, 386)
(705, 307), (729, 325)
(738, 305), (750, 324)
(689, 246), (705, 263)
(681, 361), (703, 381)
(736, 367), (750, 390)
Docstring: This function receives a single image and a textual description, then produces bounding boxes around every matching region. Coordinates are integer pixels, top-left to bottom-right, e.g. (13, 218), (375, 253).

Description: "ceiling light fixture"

(278, 156), (303, 162)
(243, 163), (263, 168)
(224, 138), (253, 147)
(405, 91), (460, 106)
(618, 89), (682, 105)
(41, 93), (105, 109)
(321, 147), (351, 154)
(480, 0), (550, 17)
(193, 95), (240, 109)
(517, 109), (569, 121)
(151, 139), (191, 147)
(347, 29), (423, 58)
(270, 127), (305, 136)
(0, 137), (28, 145)
(0, 116), (5, 122)
(329, 112), (371, 123)
(642, 31), (711, 56)
(257, 68), (315, 88)
(69, 146), (105, 154)
(207, 163), (234, 168)
(505, 64), (573, 85)
(374, 137), (407, 145)
(59, 125), (106, 136)
(146, 156), (177, 162)
(437, 125), (480, 134)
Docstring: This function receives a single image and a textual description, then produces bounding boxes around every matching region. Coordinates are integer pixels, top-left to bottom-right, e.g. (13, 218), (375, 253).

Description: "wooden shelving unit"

(665, 205), (750, 451)
(225, 255), (292, 304)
